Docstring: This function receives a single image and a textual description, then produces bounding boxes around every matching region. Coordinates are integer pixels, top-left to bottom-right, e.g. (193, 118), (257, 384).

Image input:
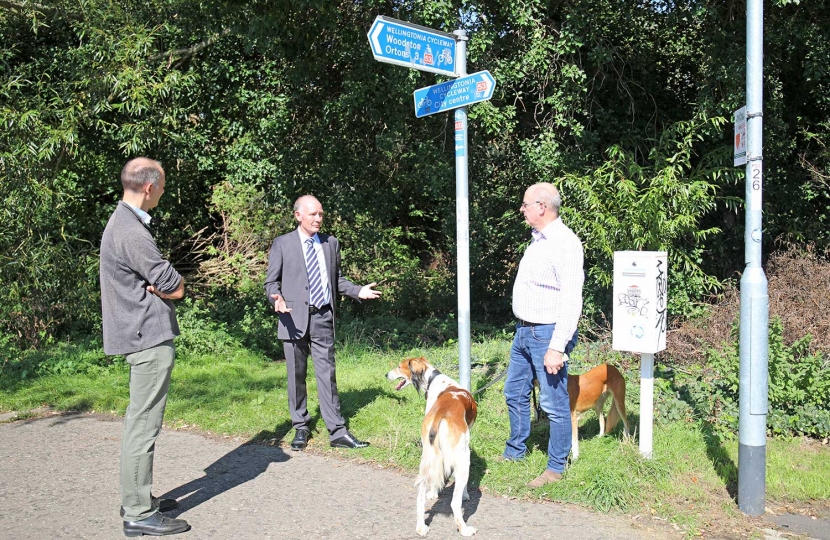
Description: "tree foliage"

(2, 0), (829, 347)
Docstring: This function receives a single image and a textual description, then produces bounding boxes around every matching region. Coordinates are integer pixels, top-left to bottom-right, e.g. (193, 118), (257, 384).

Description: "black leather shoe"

(290, 428), (311, 451)
(120, 495), (179, 518)
(330, 431), (370, 449)
(123, 512), (190, 537)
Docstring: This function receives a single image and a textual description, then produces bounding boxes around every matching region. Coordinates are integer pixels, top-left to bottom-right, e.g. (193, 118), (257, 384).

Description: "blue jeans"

(503, 323), (578, 473)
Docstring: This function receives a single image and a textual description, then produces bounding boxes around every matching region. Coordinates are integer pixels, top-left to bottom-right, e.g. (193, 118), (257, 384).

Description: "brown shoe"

(527, 469), (562, 488)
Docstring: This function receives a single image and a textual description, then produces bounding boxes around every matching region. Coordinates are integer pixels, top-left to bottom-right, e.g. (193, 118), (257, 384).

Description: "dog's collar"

(425, 369), (442, 401)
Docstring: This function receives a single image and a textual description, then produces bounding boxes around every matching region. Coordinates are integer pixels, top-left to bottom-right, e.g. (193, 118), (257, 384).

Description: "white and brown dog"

(387, 357), (478, 537)
(568, 363), (630, 460)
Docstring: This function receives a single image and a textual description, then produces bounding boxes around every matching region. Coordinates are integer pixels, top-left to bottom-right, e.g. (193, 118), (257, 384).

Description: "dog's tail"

(605, 365), (627, 434)
(416, 416), (449, 495)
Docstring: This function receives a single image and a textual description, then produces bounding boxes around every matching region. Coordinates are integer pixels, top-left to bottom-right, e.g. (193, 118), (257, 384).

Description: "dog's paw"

(462, 489), (470, 501)
(426, 489), (439, 500)
(416, 524), (430, 536)
(459, 525), (477, 536)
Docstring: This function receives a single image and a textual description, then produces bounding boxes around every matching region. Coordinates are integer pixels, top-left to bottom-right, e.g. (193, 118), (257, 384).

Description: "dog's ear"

(409, 359), (426, 398)
(404, 359), (419, 396)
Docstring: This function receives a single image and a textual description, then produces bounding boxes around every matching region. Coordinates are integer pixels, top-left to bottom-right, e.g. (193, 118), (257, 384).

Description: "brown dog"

(568, 363), (630, 460)
(386, 357), (478, 537)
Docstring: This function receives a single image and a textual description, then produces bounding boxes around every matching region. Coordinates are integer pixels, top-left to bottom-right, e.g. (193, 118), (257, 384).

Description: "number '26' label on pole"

(749, 160), (762, 211)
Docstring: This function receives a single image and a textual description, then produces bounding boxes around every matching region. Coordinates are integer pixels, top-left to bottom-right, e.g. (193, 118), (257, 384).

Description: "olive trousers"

(119, 339), (175, 522)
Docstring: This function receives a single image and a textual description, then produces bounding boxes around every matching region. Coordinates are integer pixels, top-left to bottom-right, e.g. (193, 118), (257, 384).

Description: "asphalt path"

(0, 413), (688, 539)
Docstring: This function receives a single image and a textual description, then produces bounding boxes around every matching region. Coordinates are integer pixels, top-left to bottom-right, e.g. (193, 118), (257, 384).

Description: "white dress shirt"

(298, 228), (332, 306)
(512, 218), (584, 352)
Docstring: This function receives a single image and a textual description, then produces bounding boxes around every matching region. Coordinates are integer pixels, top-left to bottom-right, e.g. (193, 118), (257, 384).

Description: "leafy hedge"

(655, 318), (830, 439)
(3, 0), (830, 350)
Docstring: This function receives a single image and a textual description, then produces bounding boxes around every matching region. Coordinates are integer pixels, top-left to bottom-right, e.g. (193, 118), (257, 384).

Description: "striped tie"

(305, 238), (326, 309)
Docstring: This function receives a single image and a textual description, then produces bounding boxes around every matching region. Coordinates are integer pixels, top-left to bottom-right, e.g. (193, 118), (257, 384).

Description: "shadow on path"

(412, 449), (485, 531)
(161, 421), (292, 517)
(424, 482), (483, 530)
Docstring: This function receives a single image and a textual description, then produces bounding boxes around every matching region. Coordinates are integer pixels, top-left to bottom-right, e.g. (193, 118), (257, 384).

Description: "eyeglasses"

(520, 201), (543, 210)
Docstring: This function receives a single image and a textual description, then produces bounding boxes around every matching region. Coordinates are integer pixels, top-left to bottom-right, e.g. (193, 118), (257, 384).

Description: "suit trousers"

(282, 306), (347, 441)
(120, 339), (175, 521)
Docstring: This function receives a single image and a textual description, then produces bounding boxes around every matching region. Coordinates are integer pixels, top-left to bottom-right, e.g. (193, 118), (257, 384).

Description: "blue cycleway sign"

(413, 70), (496, 118)
(367, 16), (457, 77)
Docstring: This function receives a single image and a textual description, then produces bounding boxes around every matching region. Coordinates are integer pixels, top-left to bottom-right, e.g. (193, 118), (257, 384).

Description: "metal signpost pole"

(738, 0), (768, 516)
(368, 16), (496, 393)
(639, 352), (654, 458)
(453, 28), (471, 391)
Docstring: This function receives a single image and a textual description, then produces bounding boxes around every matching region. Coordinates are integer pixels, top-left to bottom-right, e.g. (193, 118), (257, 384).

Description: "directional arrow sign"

(367, 15), (457, 77)
(413, 70), (496, 118)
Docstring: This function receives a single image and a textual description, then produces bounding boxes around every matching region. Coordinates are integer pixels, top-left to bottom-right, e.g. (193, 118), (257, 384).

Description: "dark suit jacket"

(264, 229), (362, 340)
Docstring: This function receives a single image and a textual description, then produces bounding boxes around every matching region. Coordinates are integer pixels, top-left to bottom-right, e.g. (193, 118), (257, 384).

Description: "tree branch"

(151, 27), (233, 63)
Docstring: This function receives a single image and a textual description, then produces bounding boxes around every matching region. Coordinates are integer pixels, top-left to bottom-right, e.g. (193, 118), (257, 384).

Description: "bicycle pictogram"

(436, 48), (453, 67)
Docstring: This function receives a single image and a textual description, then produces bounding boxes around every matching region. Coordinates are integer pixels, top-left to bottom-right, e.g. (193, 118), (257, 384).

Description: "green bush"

(0, 177), (103, 348)
(0, 333), (23, 381)
(767, 326), (830, 437)
(209, 281), (283, 360)
(324, 212), (458, 319)
(560, 114), (735, 319)
(658, 318), (830, 439)
(0, 335), (112, 389)
(174, 298), (240, 357)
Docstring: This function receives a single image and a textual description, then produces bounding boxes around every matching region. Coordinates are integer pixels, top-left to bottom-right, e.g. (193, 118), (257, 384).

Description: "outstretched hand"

(270, 294), (292, 313)
(358, 283), (382, 300)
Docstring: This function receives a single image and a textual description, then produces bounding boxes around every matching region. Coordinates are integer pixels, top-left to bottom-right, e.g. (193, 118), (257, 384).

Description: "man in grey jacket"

(100, 157), (190, 537)
(264, 195), (381, 451)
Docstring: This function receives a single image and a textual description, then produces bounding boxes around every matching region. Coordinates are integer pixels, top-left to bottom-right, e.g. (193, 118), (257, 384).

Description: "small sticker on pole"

(734, 106), (747, 166)
(455, 109), (466, 158)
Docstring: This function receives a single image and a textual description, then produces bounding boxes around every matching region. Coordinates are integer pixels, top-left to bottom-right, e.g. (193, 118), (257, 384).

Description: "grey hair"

(121, 158), (162, 192)
(531, 182), (562, 216)
(293, 195), (319, 212)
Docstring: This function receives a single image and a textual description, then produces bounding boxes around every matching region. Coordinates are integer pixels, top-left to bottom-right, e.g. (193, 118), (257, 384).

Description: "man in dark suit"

(264, 195), (381, 450)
